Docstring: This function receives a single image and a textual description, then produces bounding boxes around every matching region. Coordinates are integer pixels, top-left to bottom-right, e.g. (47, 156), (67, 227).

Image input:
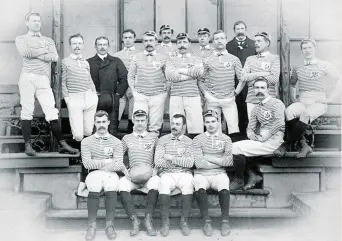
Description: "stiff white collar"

(161, 42), (172, 47)
(205, 131), (220, 137)
(124, 46), (136, 51)
(133, 131), (148, 138)
(97, 53), (108, 60)
(70, 54), (83, 60)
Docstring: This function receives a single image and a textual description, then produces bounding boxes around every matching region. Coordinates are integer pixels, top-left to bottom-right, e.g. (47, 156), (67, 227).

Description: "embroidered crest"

(186, 63), (195, 68)
(169, 52), (177, 57)
(144, 143), (153, 151)
(103, 147), (113, 158)
(262, 62), (271, 71)
(152, 61), (162, 69)
(223, 62), (232, 68)
(310, 71), (320, 79)
(130, 55), (136, 61)
(213, 140), (224, 150)
(263, 110), (272, 120)
(177, 147), (186, 156)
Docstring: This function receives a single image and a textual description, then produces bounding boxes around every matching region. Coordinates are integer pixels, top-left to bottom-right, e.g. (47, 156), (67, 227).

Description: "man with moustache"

(155, 114), (195, 236)
(193, 28), (214, 58)
(232, 77), (285, 190)
(199, 30), (244, 140)
(87, 36), (128, 136)
(128, 31), (168, 134)
(115, 29), (140, 133)
(15, 12), (78, 156)
(155, 24), (177, 56)
(118, 110), (160, 236)
(241, 32), (280, 119)
(274, 38), (342, 158)
(226, 21), (256, 137)
(165, 33), (205, 138)
(62, 33), (98, 143)
(192, 110), (233, 237)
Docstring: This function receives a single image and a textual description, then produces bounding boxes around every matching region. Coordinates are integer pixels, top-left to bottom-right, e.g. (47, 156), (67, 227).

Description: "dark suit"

(226, 37), (256, 136)
(87, 54), (128, 135)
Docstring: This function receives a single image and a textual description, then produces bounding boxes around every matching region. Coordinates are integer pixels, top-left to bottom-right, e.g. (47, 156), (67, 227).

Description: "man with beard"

(274, 38), (342, 158)
(118, 110), (160, 237)
(128, 31), (168, 134)
(115, 29), (140, 133)
(192, 110), (233, 237)
(226, 21), (256, 137)
(232, 77), (285, 190)
(87, 36), (128, 136)
(199, 30), (245, 140)
(193, 28), (214, 58)
(155, 114), (195, 236)
(81, 110), (129, 241)
(165, 33), (204, 138)
(241, 32), (280, 119)
(15, 12), (78, 156)
(156, 24), (177, 56)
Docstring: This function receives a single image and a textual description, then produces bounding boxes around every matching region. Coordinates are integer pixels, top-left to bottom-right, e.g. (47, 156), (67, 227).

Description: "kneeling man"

(232, 77), (285, 190)
(154, 114), (195, 236)
(81, 110), (129, 241)
(119, 110), (160, 236)
(192, 110), (233, 237)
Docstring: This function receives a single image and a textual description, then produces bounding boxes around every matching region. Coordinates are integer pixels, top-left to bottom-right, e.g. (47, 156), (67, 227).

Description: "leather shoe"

(221, 220), (231, 236)
(143, 213), (156, 236)
(130, 214), (141, 236)
(203, 219), (213, 236)
(180, 217), (190, 236)
(160, 218), (170, 236)
(105, 221), (117, 240)
(85, 224), (96, 241)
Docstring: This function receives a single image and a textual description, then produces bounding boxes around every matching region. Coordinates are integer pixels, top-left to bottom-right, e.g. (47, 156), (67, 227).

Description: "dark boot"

(159, 194), (170, 236)
(85, 222), (96, 241)
(126, 119), (134, 134)
(243, 169), (263, 190)
(144, 190), (158, 236)
(120, 191), (139, 236)
(49, 120), (79, 154)
(291, 120), (308, 142)
(273, 141), (291, 157)
(195, 189), (210, 221)
(296, 136), (313, 158)
(143, 213), (156, 236)
(21, 120), (36, 156)
(180, 194), (192, 235)
(230, 155), (246, 190)
(105, 221), (117, 240)
(130, 214), (141, 236)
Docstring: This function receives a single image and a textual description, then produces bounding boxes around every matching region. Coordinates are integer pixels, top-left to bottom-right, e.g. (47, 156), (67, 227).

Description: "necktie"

(146, 53), (153, 56)
(257, 54), (265, 58)
(171, 137), (180, 141)
(217, 53), (223, 57)
(97, 136), (108, 140)
(137, 135), (144, 138)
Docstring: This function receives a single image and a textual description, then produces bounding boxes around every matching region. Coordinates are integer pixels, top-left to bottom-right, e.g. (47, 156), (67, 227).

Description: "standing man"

(15, 12), (78, 156)
(119, 110), (160, 236)
(274, 38), (342, 158)
(232, 77), (285, 190)
(128, 31), (168, 134)
(242, 32), (280, 119)
(114, 29), (140, 133)
(87, 36), (128, 136)
(62, 33), (98, 143)
(192, 110), (233, 237)
(193, 28), (214, 58)
(199, 30), (245, 139)
(155, 114), (194, 236)
(81, 110), (129, 241)
(165, 33), (205, 138)
(226, 21), (256, 136)
(156, 24), (177, 56)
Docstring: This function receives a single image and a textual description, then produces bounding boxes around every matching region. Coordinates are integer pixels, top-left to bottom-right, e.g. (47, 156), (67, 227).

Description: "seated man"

(154, 114), (195, 236)
(118, 110), (160, 236)
(232, 77), (285, 190)
(274, 37), (342, 158)
(81, 110), (129, 241)
(192, 110), (233, 237)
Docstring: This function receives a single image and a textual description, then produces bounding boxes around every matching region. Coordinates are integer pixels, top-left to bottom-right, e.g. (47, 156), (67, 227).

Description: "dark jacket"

(226, 36), (256, 67)
(87, 54), (128, 98)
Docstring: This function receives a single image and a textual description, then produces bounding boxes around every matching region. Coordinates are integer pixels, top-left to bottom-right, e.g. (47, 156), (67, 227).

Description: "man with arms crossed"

(15, 12), (78, 156)
(192, 110), (233, 237)
(119, 110), (159, 236)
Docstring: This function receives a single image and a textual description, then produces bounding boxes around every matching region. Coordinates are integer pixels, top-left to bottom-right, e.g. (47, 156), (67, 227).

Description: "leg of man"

(230, 155), (246, 190)
(221, 97), (240, 135)
(148, 92), (167, 134)
(127, 93), (134, 133)
(143, 176), (160, 236)
(246, 103), (256, 121)
(118, 95), (128, 121)
(236, 85), (249, 136)
(183, 96), (204, 134)
(83, 91), (98, 137)
(169, 96), (185, 121)
(133, 92), (149, 114)
(67, 94), (85, 142)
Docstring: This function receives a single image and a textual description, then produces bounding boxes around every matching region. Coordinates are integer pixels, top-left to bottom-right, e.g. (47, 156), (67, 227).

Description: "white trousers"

(133, 91), (167, 133)
(18, 73), (59, 121)
(85, 170), (119, 192)
(66, 90), (98, 141)
(118, 88), (134, 121)
(118, 175), (160, 193)
(193, 173), (230, 191)
(233, 131), (284, 156)
(159, 173), (194, 195)
(205, 92), (239, 134)
(285, 102), (327, 123)
(169, 96), (204, 134)
(247, 103), (257, 121)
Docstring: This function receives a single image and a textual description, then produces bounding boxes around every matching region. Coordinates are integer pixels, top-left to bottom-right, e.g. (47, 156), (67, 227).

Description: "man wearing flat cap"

(119, 109), (160, 236)
(194, 28), (214, 59)
(274, 37), (342, 158)
(241, 32), (280, 120)
(128, 31), (168, 134)
(165, 33), (205, 138)
(156, 24), (177, 56)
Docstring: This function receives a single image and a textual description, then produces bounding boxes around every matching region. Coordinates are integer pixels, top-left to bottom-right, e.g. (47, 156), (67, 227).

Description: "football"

(130, 164), (153, 184)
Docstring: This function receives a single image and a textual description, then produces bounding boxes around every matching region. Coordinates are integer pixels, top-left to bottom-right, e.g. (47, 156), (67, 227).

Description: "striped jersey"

(165, 53), (204, 96)
(247, 96), (285, 138)
(154, 134), (194, 176)
(243, 52), (280, 104)
(290, 59), (340, 100)
(122, 131), (159, 169)
(155, 43), (177, 57)
(81, 133), (125, 172)
(192, 45), (214, 59)
(128, 51), (168, 96)
(192, 132), (233, 176)
(61, 55), (96, 98)
(199, 50), (243, 99)
(114, 47), (141, 69)
(15, 32), (58, 78)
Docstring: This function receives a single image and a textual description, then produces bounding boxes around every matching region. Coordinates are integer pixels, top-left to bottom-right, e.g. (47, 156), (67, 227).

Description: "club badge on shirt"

(186, 63), (195, 68)
(103, 147), (113, 158)
(310, 71), (320, 79)
(177, 147), (186, 156)
(144, 143), (153, 151)
(152, 61), (162, 69)
(223, 62), (232, 69)
(130, 55), (136, 61)
(261, 62), (271, 71)
(213, 140), (224, 150)
(263, 110), (272, 120)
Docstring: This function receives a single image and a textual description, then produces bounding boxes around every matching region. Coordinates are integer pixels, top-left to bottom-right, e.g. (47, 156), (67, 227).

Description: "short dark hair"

(253, 77), (269, 88)
(25, 13), (40, 21)
(95, 36), (110, 46)
(233, 21), (247, 30)
(94, 110), (109, 120)
(172, 114), (186, 126)
(69, 33), (84, 45)
(122, 29), (136, 38)
(212, 30), (226, 39)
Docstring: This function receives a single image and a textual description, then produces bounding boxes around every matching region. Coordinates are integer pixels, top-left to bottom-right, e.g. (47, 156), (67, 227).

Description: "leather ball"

(130, 165), (153, 184)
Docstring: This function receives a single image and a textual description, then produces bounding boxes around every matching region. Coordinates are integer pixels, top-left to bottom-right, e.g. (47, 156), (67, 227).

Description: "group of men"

(15, 12), (341, 240)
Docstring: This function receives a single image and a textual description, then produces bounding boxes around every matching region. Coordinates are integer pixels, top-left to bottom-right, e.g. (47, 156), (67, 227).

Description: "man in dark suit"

(226, 21), (256, 138)
(88, 36), (128, 136)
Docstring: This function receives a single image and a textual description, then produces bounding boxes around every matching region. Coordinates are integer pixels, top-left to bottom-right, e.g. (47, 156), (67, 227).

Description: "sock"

(195, 189), (210, 221)
(49, 119), (64, 142)
(105, 191), (117, 223)
(218, 189), (230, 221)
(233, 155), (246, 179)
(21, 120), (32, 142)
(146, 189), (158, 215)
(120, 191), (134, 217)
(181, 194), (193, 219)
(159, 194), (170, 220)
(87, 192), (100, 225)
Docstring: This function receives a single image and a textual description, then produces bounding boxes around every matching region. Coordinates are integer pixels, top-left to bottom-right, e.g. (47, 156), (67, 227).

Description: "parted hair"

(172, 114), (187, 126)
(253, 77), (270, 88)
(95, 36), (110, 46)
(212, 30), (226, 39)
(94, 110), (109, 120)
(69, 33), (84, 45)
(233, 21), (247, 30)
(122, 29), (136, 38)
(25, 12), (40, 21)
